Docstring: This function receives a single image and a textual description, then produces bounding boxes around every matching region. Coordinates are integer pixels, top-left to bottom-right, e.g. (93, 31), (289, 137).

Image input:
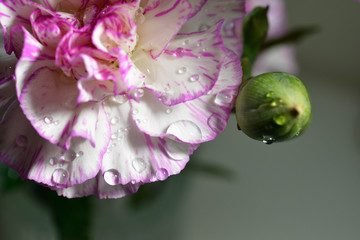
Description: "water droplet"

(109, 95), (128, 104)
(176, 67), (187, 75)
(15, 135), (28, 147)
(196, 42), (203, 47)
(44, 116), (53, 124)
(64, 150), (76, 161)
(188, 74), (200, 82)
(110, 117), (119, 125)
(131, 180), (136, 184)
(156, 168), (169, 181)
(172, 48), (184, 57)
(135, 119), (141, 124)
(208, 114), (227, 132)
(63, 97), (77, 109)
(49, 157), (58, 166)
(214, 90), (233, 106)
(165, 138), (190, 160)
(142, 119), (148, 124)
(111, 133), (119, 140)
(199, 24), (210, 31)
(52, 169), (69, 185)
(54, 120), (59, 125)
(262, 136), (275, 145)
(165, 108), (173, 114)
(166, 120), (202, 143)
(273, 115), (287, 126)
(132, 108), (138, 115)
(223, 21), (235, 37)
(76, 151), (84, 157)
(103, 169), (120, 186)
(132, 158), (146, 173)
(182, 39), (190, 46)
(137, 89), (144, 98)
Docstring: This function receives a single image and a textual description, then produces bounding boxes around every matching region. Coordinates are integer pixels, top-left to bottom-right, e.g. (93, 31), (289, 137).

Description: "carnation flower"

(243, 0), (298, 75)
(0, 0), (244, 198)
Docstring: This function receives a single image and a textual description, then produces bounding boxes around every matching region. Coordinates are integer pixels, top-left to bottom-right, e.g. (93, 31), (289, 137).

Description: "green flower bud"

(235, 72), (311, 144)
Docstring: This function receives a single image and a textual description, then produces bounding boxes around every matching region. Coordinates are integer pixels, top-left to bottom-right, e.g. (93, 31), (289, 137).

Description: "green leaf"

(262, 26), (319, 50)
(241, 6), (269, 81)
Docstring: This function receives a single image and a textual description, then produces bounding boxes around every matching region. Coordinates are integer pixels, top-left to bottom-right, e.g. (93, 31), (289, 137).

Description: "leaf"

(262, 26), (319, 50)
(241, 6), (269, 81)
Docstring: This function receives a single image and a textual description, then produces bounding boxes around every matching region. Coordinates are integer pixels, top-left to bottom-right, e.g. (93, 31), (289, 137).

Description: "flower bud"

(235, 72), (311, 144)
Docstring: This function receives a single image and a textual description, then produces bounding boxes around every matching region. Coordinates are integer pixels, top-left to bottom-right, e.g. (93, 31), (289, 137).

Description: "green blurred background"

(1, 0), (360, 239)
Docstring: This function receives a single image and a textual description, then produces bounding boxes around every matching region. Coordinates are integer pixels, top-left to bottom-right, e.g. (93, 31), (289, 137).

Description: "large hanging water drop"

(207, 114), (227, 132)
(156, 168), (169, 181)
(52, 169), (69, 185)
(15, 135), (28, 147)
(103, 169), (121, 186)
(214, 90), (233, 106)
(166, 120), (202, 143)
(165, 138), (190, 160)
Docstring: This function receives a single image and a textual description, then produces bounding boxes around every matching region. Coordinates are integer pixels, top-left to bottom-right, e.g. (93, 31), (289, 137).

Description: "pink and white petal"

(131, 49), (242, 143)
(115, 49), (145, 94)
(144, 22), (225, 106)
(0, 101), (100, 188)
(19, 67), (77, 146)
(14, 25), (55, 96)
(100, 98), (195, 186)
(188, 0), (207, 18)
(137, 0), (192, 58)
(0, 0), (46, 54)
(97, 177), (141, 199)
(57, 177), (98, 198)
(180, 0), (245, 55)
(42, 0), (88, 12)
(36, 104), (110, 188)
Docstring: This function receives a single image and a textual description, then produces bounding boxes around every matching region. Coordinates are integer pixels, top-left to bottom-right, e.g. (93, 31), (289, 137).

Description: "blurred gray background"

(1, 0), (360, 239)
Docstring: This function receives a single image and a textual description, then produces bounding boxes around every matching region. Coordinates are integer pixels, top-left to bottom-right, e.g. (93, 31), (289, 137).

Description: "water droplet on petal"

(223, 21), (235, 37)
(208, 114), (227, 132)
(63, 150), (76, 161)
(52, 169), (69, 185)
(196, 42), (203, 47)
(49, 157), (58, 166)
(214, 90), (233, 106)
(165, 108), (173, 114)
(132, 158), (146, 173)
(131, 180), (136, 184)
(176, 67), (187, 75)
(44, 116), (53, 124)
(109, 95), (128, 104)
(111, 133), (120, 140)
(166, 120), (202, 143)
(103, 169), (121, 185)
(188, 74), (200, 82)
(182, 39), (190, 46)
(132, 108), (138, 115)
(165, 138), (190, 160)
(15, 135), (28, 147)
(76, 151), (84, 157)
(110, 117), (119, 125)
(199, 24), (210, 31)
(156, 168), (169, 181)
